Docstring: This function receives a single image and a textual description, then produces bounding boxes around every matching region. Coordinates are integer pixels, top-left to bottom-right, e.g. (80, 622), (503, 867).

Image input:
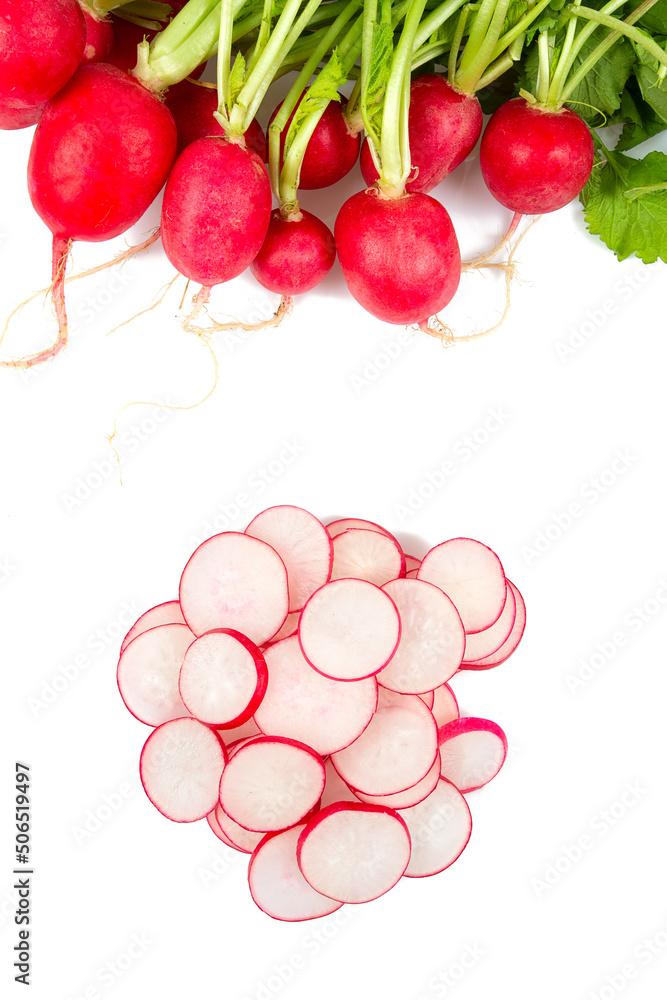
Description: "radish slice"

(121, 600), (185, 653)
(377, 579), (464, 693)
(461, 582), (526, 669)
(400, 778), (472, 877)
(431, 683), (460, 728)
(326, 518), (394, 539)
(207, 806), (240, 850)
(354, 752), (441, 809)
(263, 610), (300, 647)
(404, 555), (421, 574)
(438, 717), (507, 792)
(331, 689), (438, 796)
(213, 802), (264, 853)
(298, 578), (401, 681)
(255, 636), (378, 754)
(179, 532), (289, 645)
(140, 718), (227, 822)
(320, 759), (360, 808)
(331, 528), (405, 585)
(178, 628), (268, 728)
(462, 584), (516, 662)
(246, 505), (333, 612)
(249, 824), (343, 921)
(418, 538), (506, 633)
(117, 623), (194, 726)
(297, 802), (411, 903)
(219, 737), (325, 832)
(419, 689), (435, 709)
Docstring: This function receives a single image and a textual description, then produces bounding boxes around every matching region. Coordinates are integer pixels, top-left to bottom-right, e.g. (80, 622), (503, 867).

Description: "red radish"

(438, 717), (507, 792)
(212, 802), (264, 853)
(165, 78), (266, 160)
(178, 629), (268, 728)
(331, 527), (405, 586)
(360, 74), (482, 194)
(297, 802), (411, 903)
(116, 622), (194, 726)
(325, 517), (394, 539)
(249, 824), (343, 921)
(219, 737), (325, 833)
(245, 505), (333, 612)
(206, 805), (240, 850)
(463, 583), (516, 662)
(178, 532), (289, 645)
(255, 636), (378, 755)
(417, 537), (506, 634)
(0, 103), (44, 129)
(354, 752), (441, 810)
(399, 778), (472, 878)
(320, 759), (361, 809)
(298, 578), (401, 682)
(250, 209), (336, 295)
(430, 682), (460, 728)
(462, 581), (526, 669)
(80, 8), (113, 64)
(269, 94), (360, 189)
(140, 717), (227, 822)
(334, 188), (461, 326)
(121, 600), (185, 654)
(480, 98), (594, 214)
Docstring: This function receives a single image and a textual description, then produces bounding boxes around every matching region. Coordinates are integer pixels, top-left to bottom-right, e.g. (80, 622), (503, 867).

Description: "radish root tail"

(462, 212), (524, 271)
(182, 289), (293, 335)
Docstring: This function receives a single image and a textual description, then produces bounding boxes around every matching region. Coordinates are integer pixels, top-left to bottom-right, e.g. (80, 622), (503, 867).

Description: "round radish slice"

(249, 824), (343, 921)
(400, 778), (472, 877)
(326, 517), (394, 539)
(461, 582), (526, 670)
(178, 628), (268, 728)
(431, 683), (460, 728)
(246, 506), (333, 612)
(354, 752), (441, 809)
(417, 538), (506, 633)
(206, 806), (240, 850)
(219, 737), (325, 832)
(121, 600), (185, 653)
(263, 610), (300, 647)
(297, 802), (411, 903)
(462, 584), (516, 662)
(438, 717), (507, 792)
(255, 636), (378, 754)
(179, 532), (289, 645)
(377, 579), (465, 693)
(213, 803), (264, 853)
(117, 623), (195, 726)
(331, 528), (405, 585)
(298, 578), (400, 681)
(331, 689), (438, 796)
(320, 759), (360, 809)
(140, 718), (227, 823)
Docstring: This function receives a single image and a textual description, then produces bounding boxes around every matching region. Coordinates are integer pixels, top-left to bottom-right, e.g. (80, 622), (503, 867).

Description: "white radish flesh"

(354, 751), (441, 809)
(400, 778), (472, 877)
(326, 517), (394, 539)
(213, 802), (265, 853)
(178, 628), (267, 728)
(418, 537), (506, 633)
(140, 717), (227, 822)
(331, 527), (405, 585)
(438, 717), (507, 792)
(121, 600), (185, 653)
(463, 584), (516, 662)
(249, 824), (343, 921)
(461, 582), (526, 669)
(263, 610), (300, 646)
(117, 623), (194, 726)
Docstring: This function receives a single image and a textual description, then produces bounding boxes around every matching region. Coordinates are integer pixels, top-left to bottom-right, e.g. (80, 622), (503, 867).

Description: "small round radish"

(462, 581), (526, 670)
(479, 97), (595, 214)
(325, 517), (394, 539)
(430, 682), (460, 728)
(438, 717), (507, 792)
(250, 209), (336, 295)
(330, 527), (405, 586)
(178, 629), (268, 728)
(179, 532), (289, 646)
(269, 94), (360, 189)
(354, 752), (441, 810)
(298, 578), (401, 682)
(116, 622), (195, 726)
(399, 778), (472, 878)
(297, 802), (411, 903)
(462, 583), (516, 663)
(140, 717), (227, 822)
(121, 600), (185, 654)
(165, 78), (266, 159)
(213, 802), (264, 853)
(417, 537), (506, 634)
(249, 824), (343, 921)
(80, 8), (113, 64)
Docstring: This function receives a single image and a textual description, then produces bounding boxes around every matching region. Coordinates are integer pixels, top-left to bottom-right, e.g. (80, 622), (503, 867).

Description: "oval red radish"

(250, 209), (336, 295)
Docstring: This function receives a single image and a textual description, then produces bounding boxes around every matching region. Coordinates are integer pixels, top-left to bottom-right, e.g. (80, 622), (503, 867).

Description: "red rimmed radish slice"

(418, 537), (506, 633)
(377, 579), (464, 693)
(331, 528), (405, 585)
(431, 683), (460, 728)
(178, 628), (268, 728)
(120, 600), (185, 653)
(438, 717), (507, 792)
(297, 802), (411, 904)
(325, 517), (394, 539)
(140, 718), (226, 823)
(179, 532), (289, 645)
(206, 806), (240, 850)
(299, 578), (400, 681)
(320, 759), (361, 808)
(249, 824), (344, 921)
(331, 689), (438, 796)
(213, 803), (264, 853)
(219, 737), (325, 833)
(399, 778), (472, 878)
(255, 636), (378, 754)
(463, 583), (516, 662)
(245, 505), (333, 612)
(263, 611), (300, 647)
(354, 752), (441, 809)
(461, 582), (526, 670)
(117, 623), (194, 726)
(404, 555), (421, 574)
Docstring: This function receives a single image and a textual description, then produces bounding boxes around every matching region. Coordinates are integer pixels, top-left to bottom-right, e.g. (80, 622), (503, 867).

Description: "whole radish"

(165, 79), (266, 160)
(80, 7), (114, 65)
(250, 210), (336, 295)
(269, 94), (360, 189)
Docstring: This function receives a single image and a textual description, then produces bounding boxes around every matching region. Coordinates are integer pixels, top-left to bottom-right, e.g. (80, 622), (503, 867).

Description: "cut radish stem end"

(325, 518), (394, 539)
(354, 752), (441, 810)
(140, 718), (227, 823)
(178, 629), (268, 728)
(377, 579), (465, 693)
(256, 636), (378, 755)
(249, 824), (343, 921)
(299, 578), (401, 681)
(431, 683), (460, 728)
(331, 527), (405, 585)
(462, 582), (526, 670)
(121, 600), (185, 654)
(213, 803), (265, 854)
(219, 737), (325, 833)
(246, 505), (333, 612)
(297, 802), (411, 904)
(463, 583), (516, 662)
(400, 778), (472, 878)
(438, 718), (508, 792)
(117, 623), (194, 726)
(179, 532), (289, 645)
(418, 537), (506, 633)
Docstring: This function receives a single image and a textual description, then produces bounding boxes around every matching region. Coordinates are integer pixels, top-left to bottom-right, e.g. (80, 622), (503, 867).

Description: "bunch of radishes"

(116, 505), (525, 920)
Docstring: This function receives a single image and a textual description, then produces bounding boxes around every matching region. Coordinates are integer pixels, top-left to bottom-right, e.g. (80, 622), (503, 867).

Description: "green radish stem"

(565, 3), (667, 70)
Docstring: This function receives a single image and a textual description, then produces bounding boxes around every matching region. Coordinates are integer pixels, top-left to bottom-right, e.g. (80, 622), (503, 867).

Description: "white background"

(1, 69), (666, 1000)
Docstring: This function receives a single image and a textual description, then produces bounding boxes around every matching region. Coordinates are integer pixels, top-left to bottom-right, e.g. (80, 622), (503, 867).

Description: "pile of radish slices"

(117, 506), (525, 921)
